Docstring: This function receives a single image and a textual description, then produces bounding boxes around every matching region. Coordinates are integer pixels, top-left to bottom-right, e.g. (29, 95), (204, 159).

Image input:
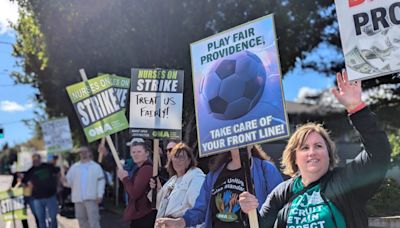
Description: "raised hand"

(98, 143), (108, 156)
(331, 69), (363, 112)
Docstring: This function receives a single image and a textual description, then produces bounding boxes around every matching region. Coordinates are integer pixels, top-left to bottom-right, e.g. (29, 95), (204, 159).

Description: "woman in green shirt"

(239, 70), (391, 227)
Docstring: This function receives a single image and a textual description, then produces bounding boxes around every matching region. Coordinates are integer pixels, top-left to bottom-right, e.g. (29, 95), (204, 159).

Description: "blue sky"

(0, 0), (38, 147)
(0, 1), (336, 148)
(0, 33), (39, 147)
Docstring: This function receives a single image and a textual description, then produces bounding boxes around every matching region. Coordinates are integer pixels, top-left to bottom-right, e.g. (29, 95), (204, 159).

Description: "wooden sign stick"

(151, 138), (160, 209)
(59, 156), (66, 179)
(98, 137), (106, 163)
(240, 146), (259, 228)
(105, 135), (123, 170)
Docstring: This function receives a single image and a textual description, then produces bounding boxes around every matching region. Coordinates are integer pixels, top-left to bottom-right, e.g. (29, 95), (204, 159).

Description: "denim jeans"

(25, 197), (39, 227)
(32, 195), (58, 228)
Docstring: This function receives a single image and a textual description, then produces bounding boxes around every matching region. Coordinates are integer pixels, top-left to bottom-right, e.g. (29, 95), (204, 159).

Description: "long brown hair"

(166, 142), (198, 176)
(208, 145), (272, 172)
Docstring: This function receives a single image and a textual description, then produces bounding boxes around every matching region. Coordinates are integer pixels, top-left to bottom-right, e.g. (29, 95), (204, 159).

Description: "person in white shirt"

(149, 142), (205, 225)
(64, 146), (105, 228)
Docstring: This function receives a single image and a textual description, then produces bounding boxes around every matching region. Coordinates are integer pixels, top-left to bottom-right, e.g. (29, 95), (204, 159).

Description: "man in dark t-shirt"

(23, 153), (59, 228)
(211, 164), (249, 228)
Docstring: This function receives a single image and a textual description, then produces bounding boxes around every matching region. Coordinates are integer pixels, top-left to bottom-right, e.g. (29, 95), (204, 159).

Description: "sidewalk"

(0, 208), (130, 228)
(369, 216), (400, 228)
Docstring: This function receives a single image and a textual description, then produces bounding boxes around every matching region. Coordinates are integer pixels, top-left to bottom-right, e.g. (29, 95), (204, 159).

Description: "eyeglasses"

(172, 152), (188, 160)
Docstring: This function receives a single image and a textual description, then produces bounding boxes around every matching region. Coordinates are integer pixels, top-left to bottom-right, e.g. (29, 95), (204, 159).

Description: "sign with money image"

(335, 0), (400, 80)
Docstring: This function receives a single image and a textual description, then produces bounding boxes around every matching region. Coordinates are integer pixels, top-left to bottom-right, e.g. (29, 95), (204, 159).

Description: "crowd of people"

(8, 70), (392, 228)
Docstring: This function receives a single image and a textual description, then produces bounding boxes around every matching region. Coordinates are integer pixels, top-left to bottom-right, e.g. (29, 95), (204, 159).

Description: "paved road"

(0, 208), (130, 228)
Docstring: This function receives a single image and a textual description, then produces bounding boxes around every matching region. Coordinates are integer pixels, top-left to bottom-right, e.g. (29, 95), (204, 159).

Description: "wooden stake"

(151, 138), (160, 209)
(98, 137), (106, 163)
(79, 69), (88, 81)
(59, 156), (66, 179)
(105, 135), (122, 170)
(239, 146), (259, 228)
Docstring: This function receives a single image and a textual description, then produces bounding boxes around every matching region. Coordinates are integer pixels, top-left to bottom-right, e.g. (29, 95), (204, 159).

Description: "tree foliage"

(389, 130), (400, 167)
(10, 0), (399, 146)
(11, 4), (48, 86)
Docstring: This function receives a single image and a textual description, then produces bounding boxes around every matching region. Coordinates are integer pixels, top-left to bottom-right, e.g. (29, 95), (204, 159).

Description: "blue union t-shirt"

(286, 177), (346, 228)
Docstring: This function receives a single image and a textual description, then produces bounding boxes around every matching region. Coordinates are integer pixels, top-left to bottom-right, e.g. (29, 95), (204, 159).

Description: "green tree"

(9, 0), (335, 145)
(10, 0), (399, 147)
(389, 130), (400, 167)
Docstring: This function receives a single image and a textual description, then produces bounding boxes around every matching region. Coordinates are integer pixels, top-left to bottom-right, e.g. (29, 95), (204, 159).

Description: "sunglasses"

(172, 152), (188, 160)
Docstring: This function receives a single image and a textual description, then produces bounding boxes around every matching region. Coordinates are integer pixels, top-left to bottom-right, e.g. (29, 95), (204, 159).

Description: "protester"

(98, 143), (116, 173)
(23, 153), (59, 228)
(117, 141), (156, 227)
(156, 144), (283, 228)
(158, 139), (181, 184)
(238, 70), (392, 227)
(97, 143), (117, 207)
(165, 139), (180, 162)
(48, 154), (69, 208)
(64, 146), (105, 228)
(148, 142), (205, 221)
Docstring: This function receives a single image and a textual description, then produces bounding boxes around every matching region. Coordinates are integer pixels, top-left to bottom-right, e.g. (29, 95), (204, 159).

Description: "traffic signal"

(0, 128), (3, 138)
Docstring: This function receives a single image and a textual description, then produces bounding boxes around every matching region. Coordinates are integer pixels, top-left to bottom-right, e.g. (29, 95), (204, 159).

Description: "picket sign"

(79, 69), (123, 170)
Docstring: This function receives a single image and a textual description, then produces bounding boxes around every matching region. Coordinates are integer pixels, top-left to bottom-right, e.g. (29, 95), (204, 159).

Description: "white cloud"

(295, 87), (341, 108)
(0, 0), (19, 34)
(0, 100), (33, 112)
(294, 83), (400, 109)
(25, 102), (34, 108)
(295, 87), (320, 102)
(363, 83), (400, 103)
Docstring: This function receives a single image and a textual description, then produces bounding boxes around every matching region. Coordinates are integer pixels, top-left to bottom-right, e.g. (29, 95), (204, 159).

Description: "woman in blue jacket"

(156, 145), (283, 228)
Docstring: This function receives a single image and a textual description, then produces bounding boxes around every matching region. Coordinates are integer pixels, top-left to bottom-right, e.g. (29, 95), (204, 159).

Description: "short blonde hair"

(281, 123), (339, 177)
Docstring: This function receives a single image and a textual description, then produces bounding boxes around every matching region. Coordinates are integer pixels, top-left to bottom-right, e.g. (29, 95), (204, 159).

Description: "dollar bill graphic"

(345, 47), (380, 74)
(347, 26), (400, 75)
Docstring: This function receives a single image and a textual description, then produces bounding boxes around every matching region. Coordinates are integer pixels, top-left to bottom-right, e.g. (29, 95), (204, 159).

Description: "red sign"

(349, 0), (365, 8)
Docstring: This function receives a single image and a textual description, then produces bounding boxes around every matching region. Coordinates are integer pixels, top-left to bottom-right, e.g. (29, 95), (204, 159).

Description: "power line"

(0, 41), (13, 45)
(0, 84), (16, 87)
(0, 120), (32, 125)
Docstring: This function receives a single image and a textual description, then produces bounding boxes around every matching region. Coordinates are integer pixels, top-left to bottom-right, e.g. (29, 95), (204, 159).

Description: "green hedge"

(367, 178), (400, 216)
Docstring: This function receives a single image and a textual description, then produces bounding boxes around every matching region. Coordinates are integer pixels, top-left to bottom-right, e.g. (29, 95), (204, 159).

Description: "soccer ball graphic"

(200, 51), (266, 120)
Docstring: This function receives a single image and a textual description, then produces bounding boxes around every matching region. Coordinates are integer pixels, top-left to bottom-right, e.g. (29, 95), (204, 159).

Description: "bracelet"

(347, 102), (366, 115)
